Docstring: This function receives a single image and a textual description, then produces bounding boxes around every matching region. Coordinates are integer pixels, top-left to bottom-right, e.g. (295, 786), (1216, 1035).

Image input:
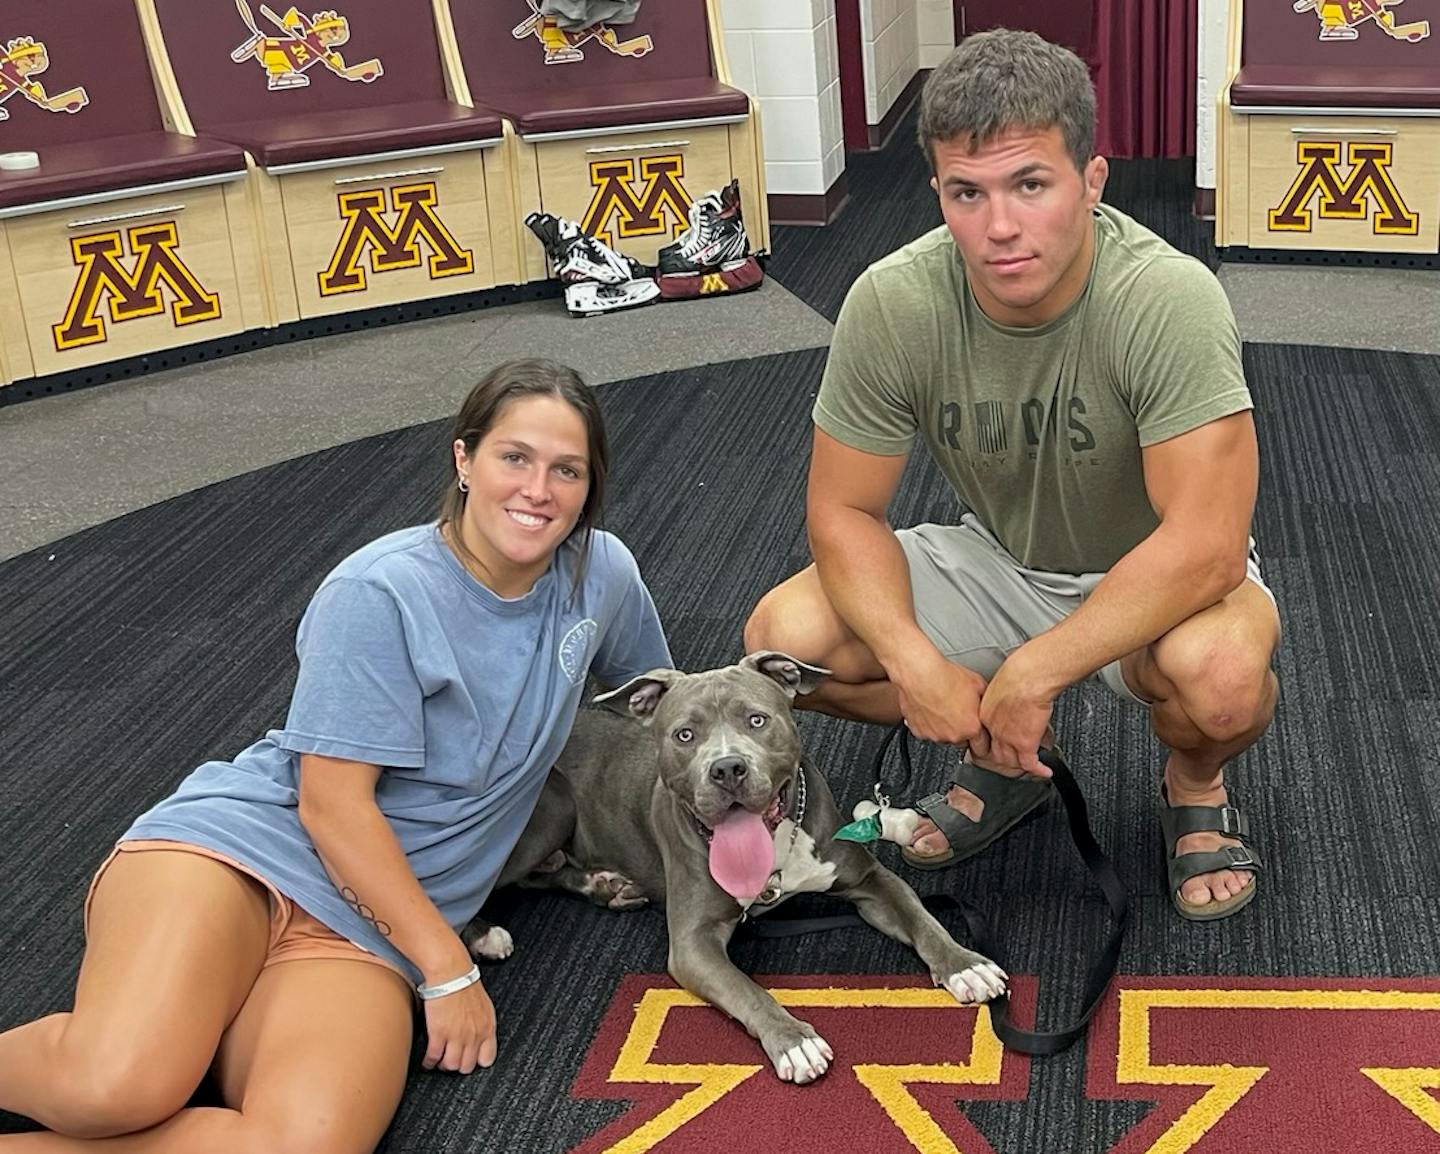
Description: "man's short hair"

(917, 29), (1096, 173)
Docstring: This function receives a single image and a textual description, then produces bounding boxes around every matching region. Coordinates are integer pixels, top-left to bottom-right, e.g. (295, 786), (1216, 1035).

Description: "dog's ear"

(592, 669), (682, 720)
(740, 651), (832, 699)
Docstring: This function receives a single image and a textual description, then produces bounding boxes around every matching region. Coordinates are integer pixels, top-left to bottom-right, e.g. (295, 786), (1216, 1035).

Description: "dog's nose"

(708, 756), (748, 787)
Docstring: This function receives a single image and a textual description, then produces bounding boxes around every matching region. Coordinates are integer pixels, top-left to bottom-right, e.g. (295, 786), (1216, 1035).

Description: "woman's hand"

(421, 974), (498, 1074)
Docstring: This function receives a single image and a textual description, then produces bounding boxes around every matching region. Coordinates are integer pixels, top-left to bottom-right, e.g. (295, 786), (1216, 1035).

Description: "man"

(743, 30), (1279, 921)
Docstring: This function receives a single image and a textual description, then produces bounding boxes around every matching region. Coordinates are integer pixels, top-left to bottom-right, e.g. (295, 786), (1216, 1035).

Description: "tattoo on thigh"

(341, 887), (393, 937)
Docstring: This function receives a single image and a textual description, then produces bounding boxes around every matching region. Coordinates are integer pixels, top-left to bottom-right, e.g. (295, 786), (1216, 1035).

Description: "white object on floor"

(852, 799), (924, 845)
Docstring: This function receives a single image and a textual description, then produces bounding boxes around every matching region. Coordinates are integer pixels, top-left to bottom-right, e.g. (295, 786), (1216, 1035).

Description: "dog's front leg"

(830, 846), (1007, 1005)
(667, 911), (833, 1084)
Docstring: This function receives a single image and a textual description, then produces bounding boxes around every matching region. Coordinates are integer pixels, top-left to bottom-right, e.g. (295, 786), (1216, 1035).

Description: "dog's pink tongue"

(708, 809), (775, 900)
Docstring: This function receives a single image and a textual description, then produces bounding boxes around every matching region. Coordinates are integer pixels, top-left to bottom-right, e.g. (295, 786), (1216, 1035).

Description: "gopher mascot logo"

(1293, 0), (1430, 42)
(230, 1), (383, 90)
(512, 0), (652, 64)
(0, 37), (88, 120)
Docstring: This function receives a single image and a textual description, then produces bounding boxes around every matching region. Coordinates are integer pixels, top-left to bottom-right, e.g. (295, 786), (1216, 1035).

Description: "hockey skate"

(657, 180), (751, 274)
(655, 179), (762, 298)
(526, 211), (660, 316)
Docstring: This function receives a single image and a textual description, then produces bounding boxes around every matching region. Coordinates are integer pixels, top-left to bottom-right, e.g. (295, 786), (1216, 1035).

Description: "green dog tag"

(832, 812), (882, 844)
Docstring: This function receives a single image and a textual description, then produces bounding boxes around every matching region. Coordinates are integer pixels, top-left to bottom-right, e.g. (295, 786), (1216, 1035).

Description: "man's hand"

(891, 647), (990, 749)
(977, 649), (1056, 778)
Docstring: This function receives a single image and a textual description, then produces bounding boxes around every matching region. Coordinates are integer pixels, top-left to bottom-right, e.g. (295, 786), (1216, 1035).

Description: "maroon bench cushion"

(203, 101), (504, 169)
(1232, 65), (1440, 110)
(484, 78), (748, 137)
(0, 131), (246, 212)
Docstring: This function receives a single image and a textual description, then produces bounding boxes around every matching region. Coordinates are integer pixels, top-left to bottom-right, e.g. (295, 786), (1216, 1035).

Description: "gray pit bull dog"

(463, 651), (1008, 1084)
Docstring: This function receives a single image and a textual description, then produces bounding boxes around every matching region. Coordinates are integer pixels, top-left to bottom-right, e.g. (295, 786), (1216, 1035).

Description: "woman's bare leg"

(1, 945), (413, 1154)
(0, 850), (271, 1138)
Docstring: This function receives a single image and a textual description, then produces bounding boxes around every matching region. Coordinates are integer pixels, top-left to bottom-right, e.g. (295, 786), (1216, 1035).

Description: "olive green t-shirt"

(813, 204), (1251, 573)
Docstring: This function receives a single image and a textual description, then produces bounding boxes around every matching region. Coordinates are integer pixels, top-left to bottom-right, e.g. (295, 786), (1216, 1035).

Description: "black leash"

(741, 724), (1128, 1055)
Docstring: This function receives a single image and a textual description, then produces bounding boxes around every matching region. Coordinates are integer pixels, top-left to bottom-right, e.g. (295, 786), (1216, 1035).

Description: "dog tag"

(833, 812), (882, 844)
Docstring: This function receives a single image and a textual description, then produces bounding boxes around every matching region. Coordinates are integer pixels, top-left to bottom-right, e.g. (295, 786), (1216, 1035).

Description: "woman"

(0, 358), (672, 1152)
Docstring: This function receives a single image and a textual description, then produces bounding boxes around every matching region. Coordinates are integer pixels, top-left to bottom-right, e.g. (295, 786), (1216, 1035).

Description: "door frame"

(835, 0), (870, 151)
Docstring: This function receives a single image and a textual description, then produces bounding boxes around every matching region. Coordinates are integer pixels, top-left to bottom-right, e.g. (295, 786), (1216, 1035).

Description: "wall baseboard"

(866, 70), (927, 151)
(768, 170), (851, 227)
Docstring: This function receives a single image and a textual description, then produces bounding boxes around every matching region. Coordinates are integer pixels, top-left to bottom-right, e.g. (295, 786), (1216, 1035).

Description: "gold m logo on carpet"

(568, 973), (1031, 1154)
(1088, 977), (1440, 1152)
(567, 975), (1440, 1152)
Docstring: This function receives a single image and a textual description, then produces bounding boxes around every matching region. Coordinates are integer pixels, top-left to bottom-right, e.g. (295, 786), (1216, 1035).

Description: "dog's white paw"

(468, 925), (514, 961)
(773, 1035), (834, 1084)
(943, 961), (1008, 1004)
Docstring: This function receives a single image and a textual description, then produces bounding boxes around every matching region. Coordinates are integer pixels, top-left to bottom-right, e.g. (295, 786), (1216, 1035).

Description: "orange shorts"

(86, 839), (410, 984)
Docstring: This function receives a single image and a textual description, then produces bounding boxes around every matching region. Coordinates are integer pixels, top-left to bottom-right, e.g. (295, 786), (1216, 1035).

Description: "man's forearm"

(1019, 523), (1248, 694)
(809, 507), (934, 674)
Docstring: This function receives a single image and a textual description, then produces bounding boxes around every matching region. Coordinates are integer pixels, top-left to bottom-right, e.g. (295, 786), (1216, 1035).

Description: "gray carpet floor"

(3, 337), (1439, 1151)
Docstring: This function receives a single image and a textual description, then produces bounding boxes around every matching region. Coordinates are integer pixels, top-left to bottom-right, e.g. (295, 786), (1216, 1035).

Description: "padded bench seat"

(482, 78), (749, 137)
(203, 100), (505, 170)
(1232, 65), (1440, 110)
(0, 131), (246, 213)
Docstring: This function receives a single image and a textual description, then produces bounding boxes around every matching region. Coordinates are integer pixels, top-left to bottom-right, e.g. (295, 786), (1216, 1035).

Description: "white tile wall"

(917, 0), (954, 68)
(720, 0), (951, 193)
(722, 0), (844, 196)
(860, 0), (925, 127)
(1196, 0), (1229, 191)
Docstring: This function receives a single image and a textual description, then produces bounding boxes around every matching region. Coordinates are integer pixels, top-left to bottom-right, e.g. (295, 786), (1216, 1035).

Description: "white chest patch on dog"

(739, 821), (836, 912)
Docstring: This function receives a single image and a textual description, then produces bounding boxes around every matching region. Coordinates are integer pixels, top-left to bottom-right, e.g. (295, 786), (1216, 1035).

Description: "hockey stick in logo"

(513, 0), (544, 39)
(231, 0), (267, 61)
(593, 25), (652, 57)
(39, 84), (88, 113)
(1376, 14), (1430, 40)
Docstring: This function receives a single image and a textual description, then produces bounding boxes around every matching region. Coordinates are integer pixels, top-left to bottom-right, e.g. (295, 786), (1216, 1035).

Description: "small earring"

(457, 474), (470, 493)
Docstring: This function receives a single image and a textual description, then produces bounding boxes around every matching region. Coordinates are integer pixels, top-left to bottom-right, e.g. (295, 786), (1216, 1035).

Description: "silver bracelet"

(416, 962), (482, 1001)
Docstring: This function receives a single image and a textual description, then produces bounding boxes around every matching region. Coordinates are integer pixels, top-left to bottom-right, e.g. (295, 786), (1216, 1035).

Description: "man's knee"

(1152, 628), (1277, 743)
(741, 588), (778, 654)
(743, 572), (830, 663)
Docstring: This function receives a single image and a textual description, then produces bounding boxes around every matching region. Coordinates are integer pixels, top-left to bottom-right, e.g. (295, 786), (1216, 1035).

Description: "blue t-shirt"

(122, 524), (671, 982)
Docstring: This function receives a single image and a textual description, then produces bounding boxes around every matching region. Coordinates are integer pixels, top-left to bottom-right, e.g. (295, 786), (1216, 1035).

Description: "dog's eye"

(748, 713), (768, 729)
(674, 727), (694, 744)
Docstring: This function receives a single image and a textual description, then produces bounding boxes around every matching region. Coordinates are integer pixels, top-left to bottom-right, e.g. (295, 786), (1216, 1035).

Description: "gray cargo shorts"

(897, 514), (1275, 706)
